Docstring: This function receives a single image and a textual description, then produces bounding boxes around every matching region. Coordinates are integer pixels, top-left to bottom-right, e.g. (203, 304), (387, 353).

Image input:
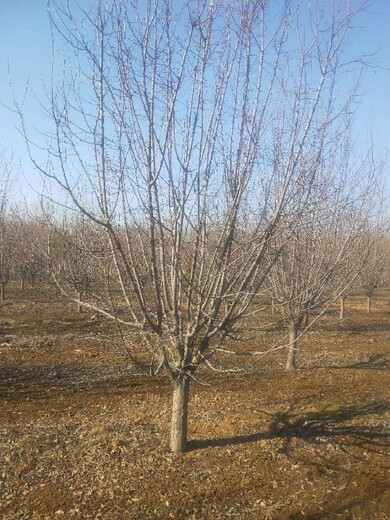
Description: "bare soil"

(1, 285), (389, 519)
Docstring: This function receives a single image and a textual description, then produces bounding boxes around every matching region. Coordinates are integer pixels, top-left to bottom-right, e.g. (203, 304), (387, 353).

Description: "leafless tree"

(381, 235), (390, 288)
(361, 240), (386, 313)
(268, 135), (381, 370)
(337, 253), (362, 320)
(336, 234), (378, 320)
(8, 215), (48, 290)
(16, 0), (369, 452)
(0, 152), (13, 301)
(49, 216), (104, 312)
(333, 147), (387, 320)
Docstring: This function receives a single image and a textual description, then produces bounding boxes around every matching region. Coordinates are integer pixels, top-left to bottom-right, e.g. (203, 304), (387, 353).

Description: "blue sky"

(0, 0), (389, 203)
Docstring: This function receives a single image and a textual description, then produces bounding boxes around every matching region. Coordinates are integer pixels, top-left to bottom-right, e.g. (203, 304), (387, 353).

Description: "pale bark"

(170, 376), (190, 454)
(340, 296), (346, 320)
(367, 295), (372, 314)
(302, 311), (309, 328)
(286, 323), (298, 371)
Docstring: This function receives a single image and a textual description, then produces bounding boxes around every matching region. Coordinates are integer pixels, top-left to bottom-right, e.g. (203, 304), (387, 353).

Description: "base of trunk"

(170, 376), (190, 454)
(286, 324), (298, 371)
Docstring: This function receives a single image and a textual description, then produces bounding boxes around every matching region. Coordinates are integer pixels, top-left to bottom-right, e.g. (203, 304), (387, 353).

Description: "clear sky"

(0, 0), (389, 203)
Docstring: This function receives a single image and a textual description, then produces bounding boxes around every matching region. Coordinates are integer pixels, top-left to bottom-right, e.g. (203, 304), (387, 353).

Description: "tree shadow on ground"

(289, 480), (390, 520)
(309, 352), (390, 371)
(340, 353), (390, 370)
(0, 363), (163, 399)
(189, 401), (390, 457)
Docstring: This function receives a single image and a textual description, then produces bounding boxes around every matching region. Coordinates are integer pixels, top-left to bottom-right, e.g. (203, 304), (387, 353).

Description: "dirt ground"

(0, 284), (389, 519)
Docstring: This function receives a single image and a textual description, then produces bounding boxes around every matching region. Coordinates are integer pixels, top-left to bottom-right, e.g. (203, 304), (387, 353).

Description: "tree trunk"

(367, 295), (372, 314)
(302, 311), (309, 328)
(286, 323), (298, 371)
(170, 376), (190, 454)
(0, 284), (5, 301)
(77, 291), (82, 313)
(340, 296), (346, 320)
(20, 276), (25, 291)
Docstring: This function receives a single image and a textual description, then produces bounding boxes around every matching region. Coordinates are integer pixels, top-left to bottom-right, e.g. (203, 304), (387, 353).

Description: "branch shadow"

(339, 353), (390, 370)
(308, 352), (390, 371)
(188, 401), (390, 457)
(0, 363), (163, 399)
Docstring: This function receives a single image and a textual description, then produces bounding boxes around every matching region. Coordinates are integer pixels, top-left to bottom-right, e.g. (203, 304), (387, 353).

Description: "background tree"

(49, 216), (104, 313)
(0, 151), (13, 301)
(17, 0), (369, 453)
(9, 214), (49, 290)
(337, 252), (363, 320)
(336, 232), (380, 320)
(268, 136), (379, 370)
(361, 240), (386, 313)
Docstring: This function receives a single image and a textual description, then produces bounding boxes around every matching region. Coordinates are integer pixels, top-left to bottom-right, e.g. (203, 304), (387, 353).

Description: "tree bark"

(286, 323), (298, 371)
(340, 296), (346, 320)
(77, 291), (82, 313)
(367, 295), (372, 314)
(170, 375), (190, 454)
(302, 311), (309, 328)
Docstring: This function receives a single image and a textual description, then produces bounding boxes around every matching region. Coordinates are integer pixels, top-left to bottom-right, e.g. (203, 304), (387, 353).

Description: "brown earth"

(0, 285), (389, 519)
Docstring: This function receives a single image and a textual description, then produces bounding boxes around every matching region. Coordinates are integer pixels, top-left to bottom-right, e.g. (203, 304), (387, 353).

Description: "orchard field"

(1, 284), (389, 519)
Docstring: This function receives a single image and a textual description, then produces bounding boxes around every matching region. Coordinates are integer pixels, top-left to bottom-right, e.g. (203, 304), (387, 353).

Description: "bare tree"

(0, 151), (13, 301)
(336, 235), (375, 320)
(361, 240), (386, 313)
(333, 147), (387, 320)
(268, 135), (380, 370)
(16, 0), (369, 452)
(48, 216), (103, 312)
(8, 214), (49, 290)
(337, 253), (362, 320)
